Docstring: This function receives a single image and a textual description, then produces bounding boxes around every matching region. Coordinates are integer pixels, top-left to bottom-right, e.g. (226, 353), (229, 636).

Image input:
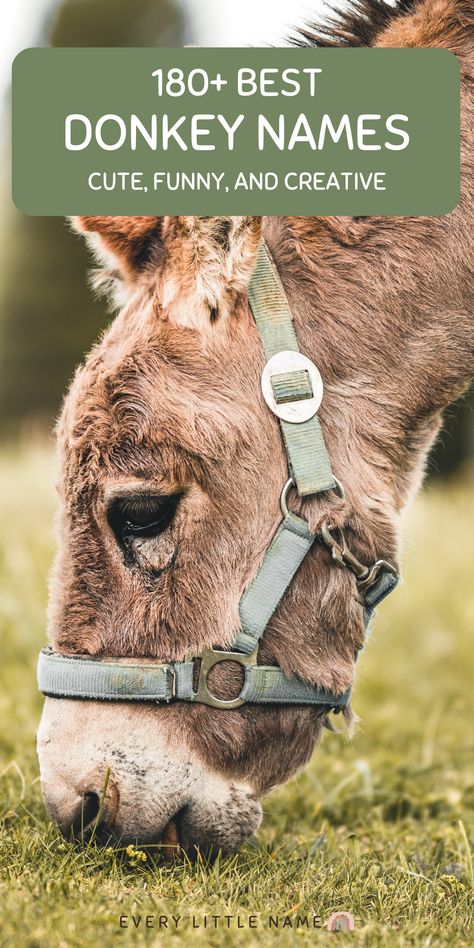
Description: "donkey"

(37, 0), (473, 856)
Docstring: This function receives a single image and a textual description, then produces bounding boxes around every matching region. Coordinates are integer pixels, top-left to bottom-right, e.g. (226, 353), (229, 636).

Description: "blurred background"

(0, 0), (472, 477)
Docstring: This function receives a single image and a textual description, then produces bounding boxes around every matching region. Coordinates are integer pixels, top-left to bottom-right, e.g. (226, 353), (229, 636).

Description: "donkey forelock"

(38, 0), (473, 852)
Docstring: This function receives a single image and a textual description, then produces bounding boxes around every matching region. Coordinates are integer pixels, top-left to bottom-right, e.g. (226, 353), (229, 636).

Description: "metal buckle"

(261, 351), (324, 423)
(189, 647), (258, 709)
(320, 523), (397, 591)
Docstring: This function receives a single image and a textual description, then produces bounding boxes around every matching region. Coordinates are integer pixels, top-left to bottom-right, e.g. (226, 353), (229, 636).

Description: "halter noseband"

(37, 242), (398, 711)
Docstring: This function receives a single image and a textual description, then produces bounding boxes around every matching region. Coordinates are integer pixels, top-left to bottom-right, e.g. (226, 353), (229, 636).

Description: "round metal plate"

(261, 350), (324, 424)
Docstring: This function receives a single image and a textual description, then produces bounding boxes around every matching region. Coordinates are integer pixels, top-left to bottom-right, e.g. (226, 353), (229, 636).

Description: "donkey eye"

(108, 494), (181, 543)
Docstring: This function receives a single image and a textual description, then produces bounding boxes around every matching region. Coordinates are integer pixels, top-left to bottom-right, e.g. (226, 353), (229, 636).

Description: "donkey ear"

(161, 216), (262, 332)
(70, 216), (164, 280)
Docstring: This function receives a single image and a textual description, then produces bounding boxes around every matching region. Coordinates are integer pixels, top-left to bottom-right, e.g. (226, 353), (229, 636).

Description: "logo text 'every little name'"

(118, 912), (356, 930)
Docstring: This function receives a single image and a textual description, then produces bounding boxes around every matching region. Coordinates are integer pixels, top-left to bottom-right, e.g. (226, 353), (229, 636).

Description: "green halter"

(37, 242), (398, 711)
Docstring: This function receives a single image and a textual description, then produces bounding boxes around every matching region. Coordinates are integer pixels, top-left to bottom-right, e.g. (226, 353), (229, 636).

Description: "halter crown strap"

(248, 243), (336, 496)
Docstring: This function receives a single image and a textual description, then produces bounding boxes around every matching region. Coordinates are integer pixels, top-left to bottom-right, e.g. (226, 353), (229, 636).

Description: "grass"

(0, 440), (473, 947)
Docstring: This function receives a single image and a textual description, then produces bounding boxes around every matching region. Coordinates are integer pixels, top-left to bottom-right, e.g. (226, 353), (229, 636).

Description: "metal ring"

(334, 477), (346, 500)
(280, 476), (345, 518)
(189, 647), (258, 709)
(280, 477), (295, 518)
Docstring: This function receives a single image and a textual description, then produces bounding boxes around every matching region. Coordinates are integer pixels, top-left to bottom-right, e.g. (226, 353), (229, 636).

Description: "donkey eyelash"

(107, 493), (181, 543)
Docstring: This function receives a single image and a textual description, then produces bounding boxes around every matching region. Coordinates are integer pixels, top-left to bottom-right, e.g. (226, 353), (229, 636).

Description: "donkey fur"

(50, 0), (473, 795)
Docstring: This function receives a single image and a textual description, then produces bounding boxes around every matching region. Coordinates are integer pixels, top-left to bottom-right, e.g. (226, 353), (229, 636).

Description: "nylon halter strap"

(37, 241), (399, 711)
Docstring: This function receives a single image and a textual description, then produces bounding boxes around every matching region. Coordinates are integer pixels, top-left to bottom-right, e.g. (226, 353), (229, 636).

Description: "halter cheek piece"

(37, 243), (399, 711)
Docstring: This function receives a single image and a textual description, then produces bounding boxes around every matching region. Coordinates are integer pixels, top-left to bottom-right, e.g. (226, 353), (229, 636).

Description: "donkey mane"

(293, 0), (470, 48)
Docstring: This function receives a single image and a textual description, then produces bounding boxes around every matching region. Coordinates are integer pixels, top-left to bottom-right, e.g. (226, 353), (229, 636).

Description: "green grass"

(0, 441), (473, 947)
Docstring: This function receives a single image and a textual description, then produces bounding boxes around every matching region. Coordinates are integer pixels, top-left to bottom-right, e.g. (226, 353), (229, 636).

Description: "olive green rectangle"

(12, 47), (460, 216)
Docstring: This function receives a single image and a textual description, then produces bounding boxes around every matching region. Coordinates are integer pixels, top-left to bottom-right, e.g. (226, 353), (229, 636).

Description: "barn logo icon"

(326, 911), (356, 932)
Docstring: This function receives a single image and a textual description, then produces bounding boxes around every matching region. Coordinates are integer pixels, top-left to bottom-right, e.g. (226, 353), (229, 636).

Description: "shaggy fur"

(48, 0), (473, 798)
(294, 0), (473, 50)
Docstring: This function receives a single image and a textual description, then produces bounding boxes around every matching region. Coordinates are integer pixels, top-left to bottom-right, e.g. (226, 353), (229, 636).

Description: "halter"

(38, 242), (398, 711)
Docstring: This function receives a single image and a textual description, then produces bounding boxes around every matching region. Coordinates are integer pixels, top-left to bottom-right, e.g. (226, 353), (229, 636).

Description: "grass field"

(0, 441), (473, 948)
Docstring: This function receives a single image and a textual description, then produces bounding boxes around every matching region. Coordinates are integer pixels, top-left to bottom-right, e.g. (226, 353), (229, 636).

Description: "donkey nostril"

(70, 791), (101, 836)
(161, 818), (179, 849)
(160, 806), (188, 858)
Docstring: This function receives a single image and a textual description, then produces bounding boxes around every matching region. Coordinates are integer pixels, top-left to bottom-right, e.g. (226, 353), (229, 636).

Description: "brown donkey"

(37, 0), (473, 855)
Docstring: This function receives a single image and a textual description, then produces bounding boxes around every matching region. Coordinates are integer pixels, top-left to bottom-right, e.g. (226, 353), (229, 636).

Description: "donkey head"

(37, 0), (473, 856)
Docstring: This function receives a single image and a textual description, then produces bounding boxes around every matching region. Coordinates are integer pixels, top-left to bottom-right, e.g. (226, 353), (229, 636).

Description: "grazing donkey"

(37, 0), (473, 856)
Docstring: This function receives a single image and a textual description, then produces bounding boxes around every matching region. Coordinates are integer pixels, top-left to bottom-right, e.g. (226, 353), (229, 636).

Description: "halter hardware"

(187, 647), (259, 709)
(320, 523), (398, 594)
(37, 241), (399, 711)
(280, 475), (345, 519)
(261, 350), (324, 423)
